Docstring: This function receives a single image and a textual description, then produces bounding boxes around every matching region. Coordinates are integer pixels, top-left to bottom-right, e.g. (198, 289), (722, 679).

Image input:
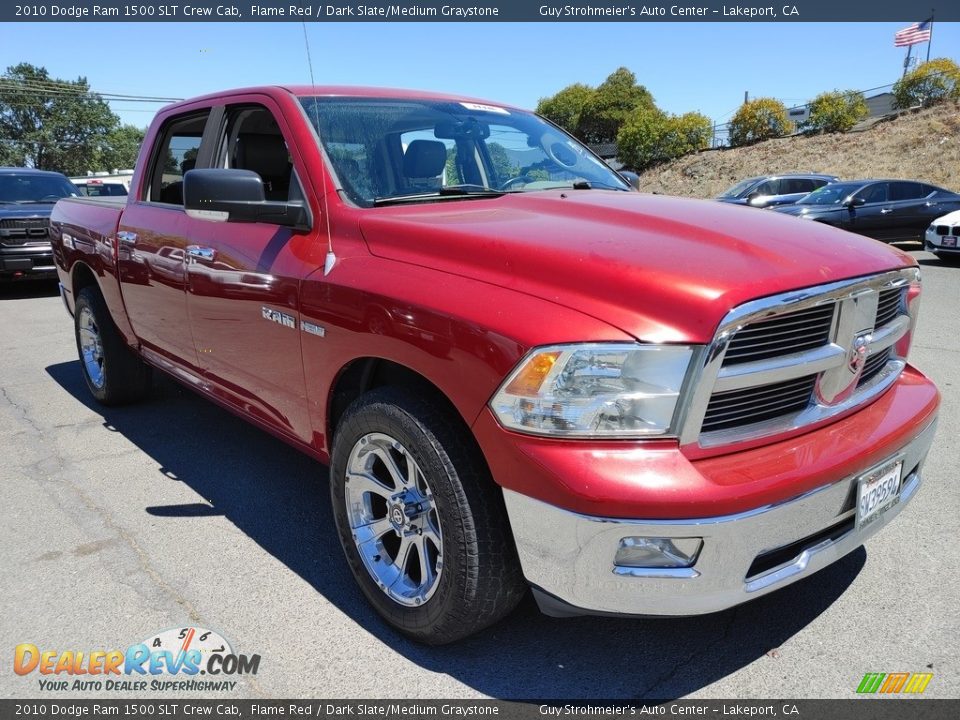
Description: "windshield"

(797, 182), (863, 206)
(0, 173), (78, 203)
(718, 178), (760, 199)
(299, 96), (629, 206)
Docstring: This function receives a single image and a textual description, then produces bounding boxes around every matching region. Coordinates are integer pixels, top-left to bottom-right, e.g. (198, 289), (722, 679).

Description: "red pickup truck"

(50, 86), (939, 644)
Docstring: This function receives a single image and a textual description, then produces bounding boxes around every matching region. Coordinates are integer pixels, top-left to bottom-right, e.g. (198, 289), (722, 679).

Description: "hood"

(771, 204), (815, 216)
(932, 209), (960, 226)
(358, 191), (915, 344)
(0, 203), (55, 218)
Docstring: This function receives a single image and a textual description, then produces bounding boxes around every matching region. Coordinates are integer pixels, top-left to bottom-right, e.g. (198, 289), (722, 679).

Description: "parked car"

(774, 179), (960, 242)
(925, 209), (960, 262)
(716, 173), (839, 208)
(0, 167), (79, 281)
(50, 86), (939, 644)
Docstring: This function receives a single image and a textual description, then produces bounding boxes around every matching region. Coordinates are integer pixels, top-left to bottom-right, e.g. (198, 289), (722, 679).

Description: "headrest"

(238, 134), (290, 177)
(403, 140), (446, 179)
(180, 158), (196, 174)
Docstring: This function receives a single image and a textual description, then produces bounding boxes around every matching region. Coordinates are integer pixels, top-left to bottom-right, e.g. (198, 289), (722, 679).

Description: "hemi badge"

(302, 321), (326, 338)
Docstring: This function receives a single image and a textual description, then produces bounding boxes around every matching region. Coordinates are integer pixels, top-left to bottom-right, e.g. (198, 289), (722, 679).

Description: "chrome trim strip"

(713, 343), (845, 392)
(680, 268), (918, 449)
(612, 567), (701, 579)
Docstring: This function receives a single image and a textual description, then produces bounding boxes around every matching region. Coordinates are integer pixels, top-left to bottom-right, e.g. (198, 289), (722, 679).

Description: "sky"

(1, 21), (958, 129)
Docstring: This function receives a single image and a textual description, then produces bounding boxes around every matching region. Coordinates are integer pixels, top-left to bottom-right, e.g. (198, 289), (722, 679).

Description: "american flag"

(894, 21), (932, 47)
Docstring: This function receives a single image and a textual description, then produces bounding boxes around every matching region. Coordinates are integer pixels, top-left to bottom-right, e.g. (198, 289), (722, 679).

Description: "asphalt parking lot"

(1, 250), (958, 700)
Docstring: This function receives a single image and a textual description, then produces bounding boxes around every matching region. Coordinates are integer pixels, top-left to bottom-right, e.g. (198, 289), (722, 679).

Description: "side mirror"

(618, 170), (641, 191)
(183, 168), (311, 230)
(845, 196), (866, 208)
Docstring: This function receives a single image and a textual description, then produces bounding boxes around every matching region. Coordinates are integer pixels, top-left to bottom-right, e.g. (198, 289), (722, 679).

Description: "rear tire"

(74, 286), (151, 405)
(330, 387), (525, 644)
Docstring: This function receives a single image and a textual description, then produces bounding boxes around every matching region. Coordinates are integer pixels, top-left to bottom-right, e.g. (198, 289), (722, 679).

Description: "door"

(117, 111), (211, 371)
(844, 182), (893, 240)
(184, 99), (319, 443)
(889, 182), (937, 241)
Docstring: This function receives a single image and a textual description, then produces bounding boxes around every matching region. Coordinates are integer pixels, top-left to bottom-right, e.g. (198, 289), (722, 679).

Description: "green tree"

(804, 90), (868, 133)
(100, 124), (145, 171)
(536, 83), (595, 135)
(576, 67), (655, 144)
(893, 58), (960, 109)
(616, 109), (712, 169)
(0, 63), (119, 175)
(486, 142), (517, 184)
(729, 98), (793, 147)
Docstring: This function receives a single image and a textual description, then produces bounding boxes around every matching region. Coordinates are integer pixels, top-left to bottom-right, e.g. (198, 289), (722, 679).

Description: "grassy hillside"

(636, 102), (960, 198)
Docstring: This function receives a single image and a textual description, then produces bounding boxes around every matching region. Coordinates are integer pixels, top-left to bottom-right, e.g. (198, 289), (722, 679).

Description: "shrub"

(805, 90), (869, 133)
(893, 58), (960, 109)
(617, 109), (712, 169)
(728, 98), (793, 146)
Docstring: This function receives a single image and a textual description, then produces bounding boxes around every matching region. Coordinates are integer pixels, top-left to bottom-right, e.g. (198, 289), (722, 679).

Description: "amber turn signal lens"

(502, 351), (561, 396)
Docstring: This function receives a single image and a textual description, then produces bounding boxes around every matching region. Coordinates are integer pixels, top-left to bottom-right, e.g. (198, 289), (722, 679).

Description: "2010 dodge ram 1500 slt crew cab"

(50, 86), (940, 644)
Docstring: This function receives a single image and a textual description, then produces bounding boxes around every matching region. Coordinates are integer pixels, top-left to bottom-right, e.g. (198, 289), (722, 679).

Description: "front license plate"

(943, 236), (957, 247)
(856, 460), (903, 531)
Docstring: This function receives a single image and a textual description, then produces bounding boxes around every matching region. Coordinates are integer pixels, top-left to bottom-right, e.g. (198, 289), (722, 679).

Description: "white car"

(925, 209), (960, 262)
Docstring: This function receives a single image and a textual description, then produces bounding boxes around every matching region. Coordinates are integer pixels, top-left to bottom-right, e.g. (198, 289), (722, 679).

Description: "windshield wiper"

(570, 180), (629, 191)
(373, 186), (505, 206)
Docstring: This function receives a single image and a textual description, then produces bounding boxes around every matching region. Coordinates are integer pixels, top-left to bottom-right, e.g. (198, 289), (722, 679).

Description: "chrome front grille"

(0, 218), (49, 247)
(680, 269), (917, 449)
(722, 304), (834, 365)
(701, 375), (817, 433)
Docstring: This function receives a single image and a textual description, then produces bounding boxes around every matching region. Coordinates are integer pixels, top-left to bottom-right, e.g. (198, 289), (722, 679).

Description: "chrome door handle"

(117, 231), (138, 246)
(880, 208), (893, 214)
(186, 246), (216, 262)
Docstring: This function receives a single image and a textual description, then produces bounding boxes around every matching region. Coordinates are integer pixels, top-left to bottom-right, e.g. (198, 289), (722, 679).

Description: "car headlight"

(489, 343), (698, 438)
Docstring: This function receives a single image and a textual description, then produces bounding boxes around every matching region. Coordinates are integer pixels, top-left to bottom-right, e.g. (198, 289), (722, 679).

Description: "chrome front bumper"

(504, 418), (937, 617)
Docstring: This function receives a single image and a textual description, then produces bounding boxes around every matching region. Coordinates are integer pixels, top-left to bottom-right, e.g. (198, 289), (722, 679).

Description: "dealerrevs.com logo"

(14, 627), (260, 692)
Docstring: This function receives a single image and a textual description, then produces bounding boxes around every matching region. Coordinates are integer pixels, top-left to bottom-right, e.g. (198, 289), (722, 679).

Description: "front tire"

(74, 286), (151, 405)
(330, 387), (525, 644)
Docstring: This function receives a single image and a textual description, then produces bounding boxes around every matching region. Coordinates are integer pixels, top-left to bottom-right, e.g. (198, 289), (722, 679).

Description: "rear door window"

(889, 182), (926, 201)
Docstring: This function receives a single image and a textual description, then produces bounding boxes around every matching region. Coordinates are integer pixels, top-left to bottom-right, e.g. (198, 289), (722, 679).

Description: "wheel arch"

(328, 357), (474, 448)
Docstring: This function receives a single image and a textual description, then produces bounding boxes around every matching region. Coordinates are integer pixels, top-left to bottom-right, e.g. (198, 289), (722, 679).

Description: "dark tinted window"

(855, 183), (888, 204)
(889, 182), (927, 201)
(754, 180), (780, 195)
(784, 178), (817, 194)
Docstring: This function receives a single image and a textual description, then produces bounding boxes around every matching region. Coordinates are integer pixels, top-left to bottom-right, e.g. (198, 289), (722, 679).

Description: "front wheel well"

(71, 262), (99, 299)
(328, 358), (465, 443)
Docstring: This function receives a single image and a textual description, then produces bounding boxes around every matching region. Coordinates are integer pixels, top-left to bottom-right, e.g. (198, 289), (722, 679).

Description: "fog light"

(614, 537), (703, 568)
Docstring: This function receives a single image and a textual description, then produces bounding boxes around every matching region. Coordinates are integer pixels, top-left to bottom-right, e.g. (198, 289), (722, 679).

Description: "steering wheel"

(499, 174), (536, 191)
(542, 138), (580, 170)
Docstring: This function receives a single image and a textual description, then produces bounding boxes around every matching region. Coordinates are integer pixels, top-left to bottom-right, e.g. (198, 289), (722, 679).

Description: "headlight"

(489, 343), (697, 438)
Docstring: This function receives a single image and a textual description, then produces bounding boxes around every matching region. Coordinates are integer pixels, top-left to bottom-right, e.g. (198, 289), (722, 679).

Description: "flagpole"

(903, 43), (912, 77)
(926, 10), (935, 62)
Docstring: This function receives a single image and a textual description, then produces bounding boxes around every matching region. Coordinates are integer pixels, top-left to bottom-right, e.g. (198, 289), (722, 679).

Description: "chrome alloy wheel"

(77, 305), (105, 389)
(344, 432), (444, 607)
